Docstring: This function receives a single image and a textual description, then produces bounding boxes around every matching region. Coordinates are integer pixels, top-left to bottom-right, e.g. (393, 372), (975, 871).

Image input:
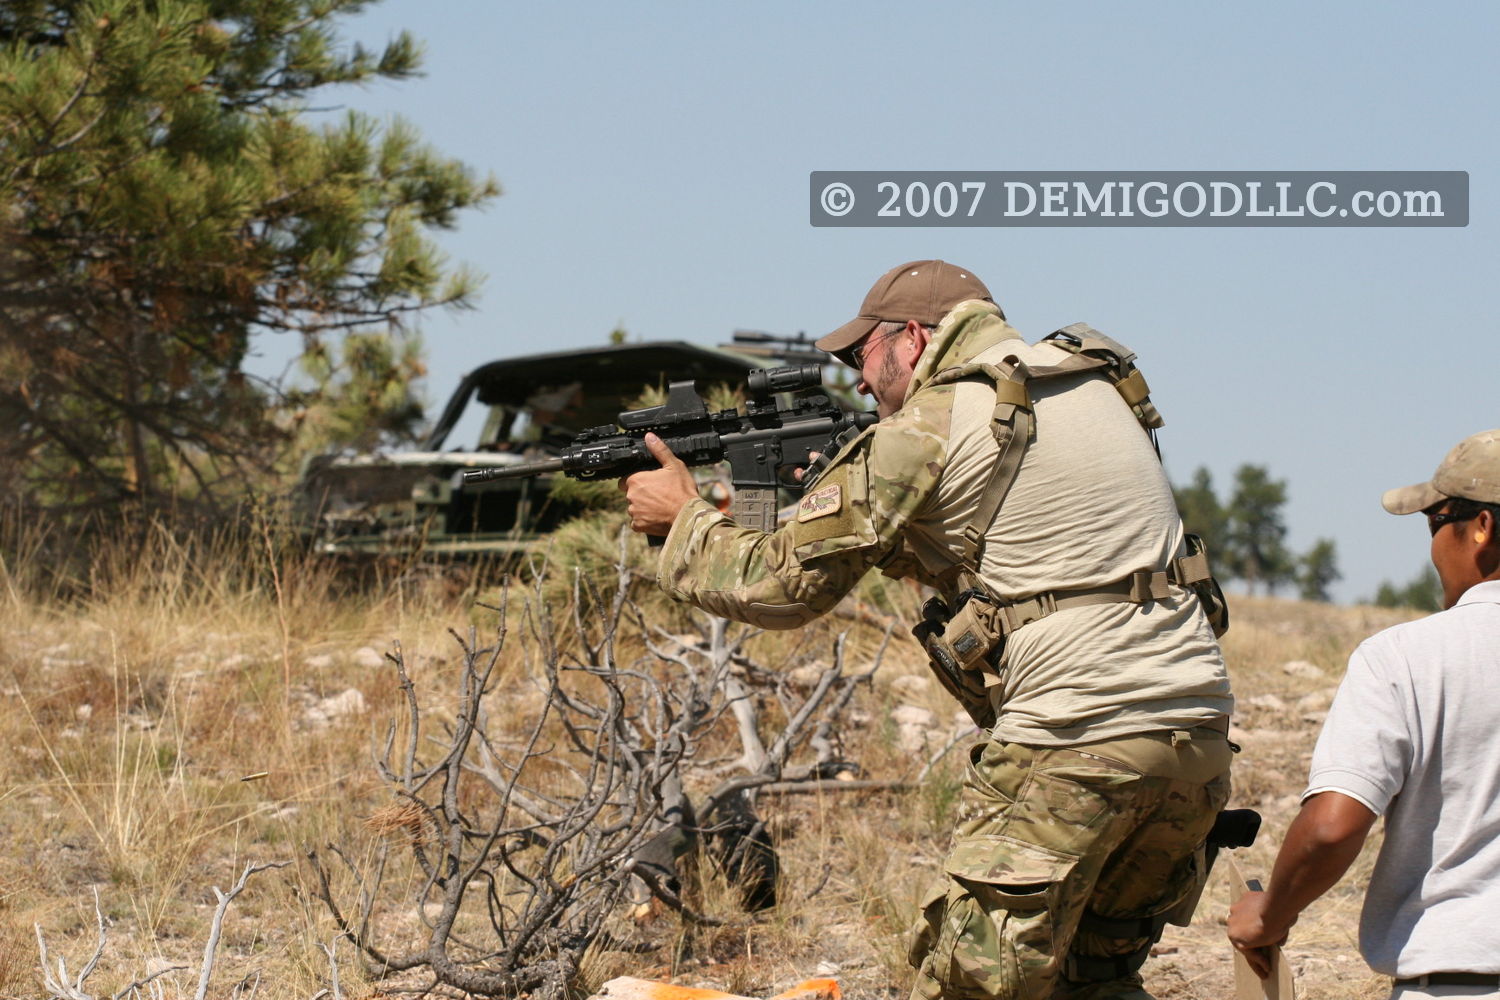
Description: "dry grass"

(0, 521), (1429, 999)
(1146, 594), (1426, 1000)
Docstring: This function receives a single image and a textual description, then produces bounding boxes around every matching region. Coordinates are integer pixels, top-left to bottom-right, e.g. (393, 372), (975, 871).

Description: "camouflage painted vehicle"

(292, 340), (803, 557)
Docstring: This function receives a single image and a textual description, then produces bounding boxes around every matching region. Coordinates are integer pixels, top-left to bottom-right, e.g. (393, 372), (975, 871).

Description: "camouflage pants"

(908, 729), (1232, 1000)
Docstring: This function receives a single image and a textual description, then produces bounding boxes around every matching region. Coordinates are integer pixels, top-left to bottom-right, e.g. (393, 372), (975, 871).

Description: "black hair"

(1443, 497), (1500, 521)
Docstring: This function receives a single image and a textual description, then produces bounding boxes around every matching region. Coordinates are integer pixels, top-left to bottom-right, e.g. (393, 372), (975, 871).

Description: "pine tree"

(1224, 464), (1295, 595)
(1296, 538), (1341, 602)
(0, 0), (496, 514)
(1173, 466), (1229, 561)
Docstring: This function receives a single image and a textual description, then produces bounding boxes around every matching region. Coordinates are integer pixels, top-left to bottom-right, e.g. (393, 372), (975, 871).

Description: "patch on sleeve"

(796, 483), (843, 522)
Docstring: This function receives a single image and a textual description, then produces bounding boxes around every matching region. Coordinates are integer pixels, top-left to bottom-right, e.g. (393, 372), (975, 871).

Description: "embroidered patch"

(797, 483), (842, 522)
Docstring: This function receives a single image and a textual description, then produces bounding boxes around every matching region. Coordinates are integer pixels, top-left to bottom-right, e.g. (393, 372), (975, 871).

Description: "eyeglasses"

(846, 337), (875, 370)
(843, 327), (898, 370)
(1427, 508), (1478, 537)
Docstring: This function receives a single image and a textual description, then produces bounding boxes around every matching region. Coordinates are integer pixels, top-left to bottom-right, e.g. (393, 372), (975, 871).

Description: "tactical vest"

(913, 324), (1229, 725)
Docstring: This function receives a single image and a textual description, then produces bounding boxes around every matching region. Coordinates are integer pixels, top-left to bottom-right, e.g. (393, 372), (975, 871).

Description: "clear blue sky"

(248, 1), (1498, 604)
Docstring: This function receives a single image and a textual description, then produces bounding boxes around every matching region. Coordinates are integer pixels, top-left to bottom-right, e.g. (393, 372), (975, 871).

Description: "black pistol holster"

(912, 590), (1004, 730)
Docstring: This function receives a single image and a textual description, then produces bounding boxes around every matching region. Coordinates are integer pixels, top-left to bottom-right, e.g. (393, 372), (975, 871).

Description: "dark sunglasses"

(1427, 508), (1479, 537)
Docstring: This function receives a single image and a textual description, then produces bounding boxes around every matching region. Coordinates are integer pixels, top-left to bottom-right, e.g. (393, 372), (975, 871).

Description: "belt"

(992, 554), (1213, 636)
(1395, 973), (1500, 988)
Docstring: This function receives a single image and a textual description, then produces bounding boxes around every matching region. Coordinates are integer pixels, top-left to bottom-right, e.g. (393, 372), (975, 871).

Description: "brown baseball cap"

(815, 259), (996, 355)
(1382, 429), (1500, 514)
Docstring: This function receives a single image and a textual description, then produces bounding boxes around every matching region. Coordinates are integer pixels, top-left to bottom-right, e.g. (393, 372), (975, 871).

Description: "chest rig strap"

(927, 358), (1042, 582)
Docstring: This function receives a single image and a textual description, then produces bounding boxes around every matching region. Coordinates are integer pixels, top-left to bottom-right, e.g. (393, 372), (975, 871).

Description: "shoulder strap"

(1041, 323), (1164, 433)
(927, 356), (1034, 585)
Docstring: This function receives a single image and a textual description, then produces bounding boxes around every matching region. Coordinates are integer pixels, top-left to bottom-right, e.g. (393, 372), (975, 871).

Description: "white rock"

(1295, 691), (1332, 712)
(318, 688), (367, 719)
(891, 705), (937, 728)
(218, 653), (251, 670)
(144, 957), (180, 978)
(75, 703), (93, 722)
(892, 704), (939, 753)
(303, 653), (335, 670)
(1244, 694), (1287, 712)
(1282, 660), (1324, 679)
(352, 646), (385, 669)
(815, 961), (841, 976)
(785, 662), (828, 689)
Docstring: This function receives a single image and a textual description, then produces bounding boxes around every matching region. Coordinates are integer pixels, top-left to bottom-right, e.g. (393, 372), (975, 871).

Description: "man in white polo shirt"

(1227, 429), (1500, 998)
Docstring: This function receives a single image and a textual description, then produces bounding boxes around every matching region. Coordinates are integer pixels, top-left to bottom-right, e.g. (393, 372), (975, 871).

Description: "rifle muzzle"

(461, 458), (566, 483)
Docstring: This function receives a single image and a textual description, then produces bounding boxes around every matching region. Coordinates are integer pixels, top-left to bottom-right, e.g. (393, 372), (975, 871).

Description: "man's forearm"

(657, 498), (852, 630)
(1228, 789), (1377, 976)
(1256, 791), (1377, 935)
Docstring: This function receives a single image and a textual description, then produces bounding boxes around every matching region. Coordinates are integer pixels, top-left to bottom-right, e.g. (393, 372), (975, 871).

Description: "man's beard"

(874, 340), (904, 417)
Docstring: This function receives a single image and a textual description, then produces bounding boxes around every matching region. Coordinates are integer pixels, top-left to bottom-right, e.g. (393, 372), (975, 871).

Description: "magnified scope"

(746, 364), (822, 397)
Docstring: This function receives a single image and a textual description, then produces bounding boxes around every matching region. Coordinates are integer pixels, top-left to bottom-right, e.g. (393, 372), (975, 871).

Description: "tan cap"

(1382, 429), (1500, 514)
(816, 260), (996, 354)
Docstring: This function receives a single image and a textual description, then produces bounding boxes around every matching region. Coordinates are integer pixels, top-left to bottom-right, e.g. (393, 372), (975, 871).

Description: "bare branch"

(195, 862), (291, 1000)
(35, 886), (106, 1000)
(111, 964), (188, 1000)
(306, 530), (896, 997)
(320, 940), (344, 1000)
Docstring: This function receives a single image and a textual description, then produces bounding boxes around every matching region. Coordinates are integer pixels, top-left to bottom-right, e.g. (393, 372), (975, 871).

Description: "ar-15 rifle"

(461, 365), (876, 532)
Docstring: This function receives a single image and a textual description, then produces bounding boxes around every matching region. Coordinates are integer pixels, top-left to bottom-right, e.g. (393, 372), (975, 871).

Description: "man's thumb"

(644, 432), (680, 468)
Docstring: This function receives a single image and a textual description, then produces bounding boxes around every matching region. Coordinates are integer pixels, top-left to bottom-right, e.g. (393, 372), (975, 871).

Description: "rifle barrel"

(462, 458), (566, 483)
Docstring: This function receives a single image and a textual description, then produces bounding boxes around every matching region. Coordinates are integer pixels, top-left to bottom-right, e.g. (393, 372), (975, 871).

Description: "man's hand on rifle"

(621, 433), (699, 536)
(793, 453), (820, 484)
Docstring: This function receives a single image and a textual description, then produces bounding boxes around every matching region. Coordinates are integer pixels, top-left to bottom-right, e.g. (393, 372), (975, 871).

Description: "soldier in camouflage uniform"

(623, 261), (1233, 999)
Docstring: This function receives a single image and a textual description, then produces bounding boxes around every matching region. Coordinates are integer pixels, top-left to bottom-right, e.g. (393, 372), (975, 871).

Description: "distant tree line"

(1173, 465), (1341, 602)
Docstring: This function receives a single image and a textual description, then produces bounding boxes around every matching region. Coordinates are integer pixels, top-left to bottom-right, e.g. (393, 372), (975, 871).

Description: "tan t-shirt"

(906, 337), (1232, 744)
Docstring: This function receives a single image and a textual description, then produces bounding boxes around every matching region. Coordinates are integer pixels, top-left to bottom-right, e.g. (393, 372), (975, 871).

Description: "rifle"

(461, 365), (876, 532)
